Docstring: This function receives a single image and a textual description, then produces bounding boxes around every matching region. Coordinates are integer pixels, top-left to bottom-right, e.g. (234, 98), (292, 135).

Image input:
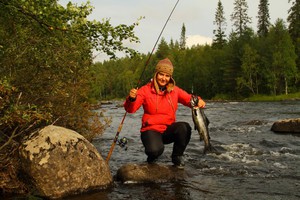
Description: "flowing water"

(69, 101), (299, 199)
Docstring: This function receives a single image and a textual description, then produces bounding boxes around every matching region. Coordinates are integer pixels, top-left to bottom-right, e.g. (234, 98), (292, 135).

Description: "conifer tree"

(287, 0), (300, 75)
(257, 0), (270, 37)
(156, 38), (171, 59)
(213, 0), (227, 48)
(288, 0), (300, 43)
(230, 0), (252, 36)
(179, 23), (186, 50)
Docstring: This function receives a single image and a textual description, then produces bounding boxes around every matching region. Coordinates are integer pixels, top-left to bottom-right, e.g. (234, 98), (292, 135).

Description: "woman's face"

(156, 72), (171, 87)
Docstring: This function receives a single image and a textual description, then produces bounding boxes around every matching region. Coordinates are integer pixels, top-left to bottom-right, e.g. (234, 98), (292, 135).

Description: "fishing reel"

(117, 137), (128, 151)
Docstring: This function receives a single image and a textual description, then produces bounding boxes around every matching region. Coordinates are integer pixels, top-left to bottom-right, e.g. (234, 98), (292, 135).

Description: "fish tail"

(203, 143), (218, 155)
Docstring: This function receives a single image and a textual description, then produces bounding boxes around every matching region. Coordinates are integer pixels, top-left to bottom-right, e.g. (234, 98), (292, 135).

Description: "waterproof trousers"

(141, 122), (192, 161)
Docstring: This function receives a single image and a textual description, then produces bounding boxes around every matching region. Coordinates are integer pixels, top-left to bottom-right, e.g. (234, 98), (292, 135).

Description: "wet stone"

(271, 118), (300, 133)
(116, 163), (186, 183)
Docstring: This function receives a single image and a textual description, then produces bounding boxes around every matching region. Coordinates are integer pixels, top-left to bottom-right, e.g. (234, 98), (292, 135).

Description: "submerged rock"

(19, 125), (112, 199)
(244, 120), (266, 125)
(271, 118), (300, 133)
(116, 163), (186, 183)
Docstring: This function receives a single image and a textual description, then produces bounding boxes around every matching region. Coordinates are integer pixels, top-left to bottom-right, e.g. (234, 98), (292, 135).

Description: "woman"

(124, 58), (206, 168)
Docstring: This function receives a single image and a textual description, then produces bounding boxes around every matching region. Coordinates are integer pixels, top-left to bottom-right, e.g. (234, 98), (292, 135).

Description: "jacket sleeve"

(177, 87), (193, 108)
(123, 87), (145, 113)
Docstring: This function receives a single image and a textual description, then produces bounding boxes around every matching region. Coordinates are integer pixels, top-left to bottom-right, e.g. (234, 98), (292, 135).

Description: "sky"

(59, 0), (292, 61)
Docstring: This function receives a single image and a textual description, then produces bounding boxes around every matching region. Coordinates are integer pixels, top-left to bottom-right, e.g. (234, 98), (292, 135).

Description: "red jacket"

(124, 80), (192, 133)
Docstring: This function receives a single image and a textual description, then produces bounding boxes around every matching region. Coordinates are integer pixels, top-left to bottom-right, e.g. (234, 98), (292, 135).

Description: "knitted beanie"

(155, 58), (173, 76)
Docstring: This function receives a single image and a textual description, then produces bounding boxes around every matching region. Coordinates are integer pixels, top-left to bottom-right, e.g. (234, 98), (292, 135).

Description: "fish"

(190, 95), (215, 154)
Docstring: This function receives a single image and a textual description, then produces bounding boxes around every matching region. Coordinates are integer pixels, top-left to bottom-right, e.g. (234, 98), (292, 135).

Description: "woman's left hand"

(198, 98), (206, 108)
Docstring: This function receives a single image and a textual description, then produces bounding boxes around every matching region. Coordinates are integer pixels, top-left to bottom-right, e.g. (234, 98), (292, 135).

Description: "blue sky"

(59, 0), (291, 61)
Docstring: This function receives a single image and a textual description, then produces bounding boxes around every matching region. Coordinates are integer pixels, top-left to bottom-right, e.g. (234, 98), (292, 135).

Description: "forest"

(89, 0), (300, 101)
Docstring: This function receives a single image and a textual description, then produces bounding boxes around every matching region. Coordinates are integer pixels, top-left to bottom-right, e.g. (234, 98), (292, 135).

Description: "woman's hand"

(129, 88), (137, 99)
(198, 98), (206, 108)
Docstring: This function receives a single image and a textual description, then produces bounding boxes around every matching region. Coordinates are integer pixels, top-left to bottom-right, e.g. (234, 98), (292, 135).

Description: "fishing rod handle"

(105, 141), (116, 163)
(106, 112), (127, 163)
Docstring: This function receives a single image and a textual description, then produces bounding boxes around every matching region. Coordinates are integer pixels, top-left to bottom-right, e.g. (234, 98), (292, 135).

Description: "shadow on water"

(60, 101), (300, 199)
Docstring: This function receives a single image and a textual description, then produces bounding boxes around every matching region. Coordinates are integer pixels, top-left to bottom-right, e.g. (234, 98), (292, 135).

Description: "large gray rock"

(271, 118), (300, 133)
(116, 163), (186, 183)
(19, 125), (112, 199)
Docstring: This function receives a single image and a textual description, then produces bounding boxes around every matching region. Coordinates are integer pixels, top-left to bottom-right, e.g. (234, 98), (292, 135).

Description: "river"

(72, 101), (300, 200)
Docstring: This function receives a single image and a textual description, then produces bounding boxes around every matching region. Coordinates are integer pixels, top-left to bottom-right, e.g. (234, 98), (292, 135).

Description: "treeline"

(90, 0), (300, 100)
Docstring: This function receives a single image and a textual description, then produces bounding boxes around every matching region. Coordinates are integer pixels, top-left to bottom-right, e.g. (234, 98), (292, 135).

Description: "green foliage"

(0, 79), (51, 151)
(288, 0), (300, 44)
(287, 0), (300, 79)
(237, 44), (260, 94)
(257, 0), (270, 37)
(213, 0), (227, 48)
(92, 14), (299, 101)
(179, 23), (186, 50)
(0, 0), (140, 141)
(89, 55), (148, 99)
(156, 38), (171, 60)
(230, 0), (252, 36)
(266, 19), (297, 95)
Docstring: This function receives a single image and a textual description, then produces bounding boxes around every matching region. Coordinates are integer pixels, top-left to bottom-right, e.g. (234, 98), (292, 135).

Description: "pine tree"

(287, 0), (300, 76)
(230, 0), (252, 36)
(179, 23), (186, 50)
(156, 38), (171, 59)
(213, 0), (227, 48)
(257, 0), (270, 37)
(288, 0), (300, 43)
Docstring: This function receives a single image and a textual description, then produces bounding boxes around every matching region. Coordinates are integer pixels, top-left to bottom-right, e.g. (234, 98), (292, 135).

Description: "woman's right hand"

(129, 88), (137, 99)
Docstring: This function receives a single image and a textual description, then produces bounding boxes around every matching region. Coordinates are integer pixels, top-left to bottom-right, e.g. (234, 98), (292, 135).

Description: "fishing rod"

(105, 0), (180, 163)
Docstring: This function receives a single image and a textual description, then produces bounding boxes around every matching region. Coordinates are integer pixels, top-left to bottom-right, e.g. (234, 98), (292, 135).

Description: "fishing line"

(136, 0), (180, 88)
(106, 0), (180, 163)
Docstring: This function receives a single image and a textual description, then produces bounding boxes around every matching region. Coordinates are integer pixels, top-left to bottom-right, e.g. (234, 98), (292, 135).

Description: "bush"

(0, 79), (52, 151)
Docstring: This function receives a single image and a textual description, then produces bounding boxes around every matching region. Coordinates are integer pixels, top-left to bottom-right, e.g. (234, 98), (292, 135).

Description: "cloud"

(186, 35), (213, 47)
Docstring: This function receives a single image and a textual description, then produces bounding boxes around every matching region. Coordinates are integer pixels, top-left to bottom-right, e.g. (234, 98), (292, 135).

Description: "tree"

(267, 19), (297, 95)
(0, 0), (140, 145)
(287, 0), (300, 80)
(230, 0), (252, 36)
(156, 38), (171, 59)
(213, 0), (227, 48)
(288, 0), (300, 43)
(237, 44), (260, 94)
(179, 23), (186, 50)
(257, 0), (270, 37)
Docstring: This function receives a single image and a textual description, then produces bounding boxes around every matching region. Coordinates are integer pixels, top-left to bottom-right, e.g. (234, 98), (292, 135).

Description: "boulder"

(19, 125), (112, 199)
(116, 163), (185, 183)
(271, 118), (300, 133)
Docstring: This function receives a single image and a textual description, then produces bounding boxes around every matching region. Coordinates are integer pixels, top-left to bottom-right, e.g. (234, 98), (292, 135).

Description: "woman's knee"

(146, 146), (164, 158)
(176, 122), (192, 135)
(141, 131), (164, 158)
